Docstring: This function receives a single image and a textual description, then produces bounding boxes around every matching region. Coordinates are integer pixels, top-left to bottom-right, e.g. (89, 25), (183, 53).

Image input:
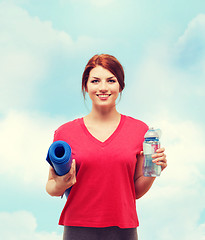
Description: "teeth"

(98, 94), (110, 97)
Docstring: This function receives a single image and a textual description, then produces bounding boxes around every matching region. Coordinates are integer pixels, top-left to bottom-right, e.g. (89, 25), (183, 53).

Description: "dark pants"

(63, 226), (138, 240)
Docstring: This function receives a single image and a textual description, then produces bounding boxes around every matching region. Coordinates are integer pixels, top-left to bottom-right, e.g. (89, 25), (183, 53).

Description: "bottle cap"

(144, 127), (160, 138)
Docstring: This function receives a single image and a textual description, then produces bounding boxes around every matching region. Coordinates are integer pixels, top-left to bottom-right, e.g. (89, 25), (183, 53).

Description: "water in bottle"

(143, 128), (161, 177)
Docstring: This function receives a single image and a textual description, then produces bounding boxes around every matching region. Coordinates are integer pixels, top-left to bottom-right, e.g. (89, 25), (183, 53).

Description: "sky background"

(0, 0), (205, 239)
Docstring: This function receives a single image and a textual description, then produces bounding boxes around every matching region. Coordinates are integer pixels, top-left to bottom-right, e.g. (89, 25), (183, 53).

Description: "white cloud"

(122, 14), (205, 122)
(123, 41), (178, 116)
(0, 211), (62, 240)
(176, 14), (205, 79)
(177, 14), (205, 46)
(0, 1), (106, 113)
(0, 2), (71, 112)
(0, 110), (66, 187)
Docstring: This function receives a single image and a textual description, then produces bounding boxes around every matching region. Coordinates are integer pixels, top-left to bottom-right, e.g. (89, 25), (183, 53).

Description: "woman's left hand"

(152, 147), (167, 171)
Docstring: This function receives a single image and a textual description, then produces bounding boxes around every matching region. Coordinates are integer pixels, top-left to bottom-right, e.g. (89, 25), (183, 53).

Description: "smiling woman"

(46, 54), (167, 240)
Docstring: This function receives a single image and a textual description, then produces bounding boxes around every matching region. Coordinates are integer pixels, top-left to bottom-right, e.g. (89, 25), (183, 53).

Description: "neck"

(87, 105), (120, 122)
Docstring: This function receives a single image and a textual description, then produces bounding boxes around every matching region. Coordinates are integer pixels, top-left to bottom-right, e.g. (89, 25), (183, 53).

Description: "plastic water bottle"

(143, 128), (161, 177)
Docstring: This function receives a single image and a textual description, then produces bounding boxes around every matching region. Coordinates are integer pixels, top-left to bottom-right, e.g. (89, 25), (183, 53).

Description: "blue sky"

(0, 0), (205, 239)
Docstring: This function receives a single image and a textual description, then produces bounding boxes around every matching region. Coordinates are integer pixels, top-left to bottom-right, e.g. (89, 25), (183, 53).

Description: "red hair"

(82, 54), (125, 98)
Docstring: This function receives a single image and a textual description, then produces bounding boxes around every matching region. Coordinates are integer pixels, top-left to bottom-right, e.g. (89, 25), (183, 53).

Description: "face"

(86, 66), (121, 109)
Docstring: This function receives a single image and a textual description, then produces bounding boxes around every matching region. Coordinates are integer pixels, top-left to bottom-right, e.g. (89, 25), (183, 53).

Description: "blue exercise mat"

(46, 140), (72, 198)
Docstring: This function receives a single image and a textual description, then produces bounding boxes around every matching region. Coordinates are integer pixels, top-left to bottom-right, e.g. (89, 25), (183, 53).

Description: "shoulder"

(122, 115), (149, 143)
(123, 115), (149, 130)
(54, 118), (82, 140)
(56, 118), (80, 131)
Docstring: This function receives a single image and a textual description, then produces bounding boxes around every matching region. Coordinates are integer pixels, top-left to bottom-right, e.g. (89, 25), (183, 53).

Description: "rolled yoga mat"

(46, 140), (72, 198)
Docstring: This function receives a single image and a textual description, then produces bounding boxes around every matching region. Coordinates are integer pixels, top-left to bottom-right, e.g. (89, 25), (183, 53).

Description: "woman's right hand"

(46, 159), (76, 197)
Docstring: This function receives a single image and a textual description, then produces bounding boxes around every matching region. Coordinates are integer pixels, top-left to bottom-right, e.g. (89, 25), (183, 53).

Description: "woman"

(46, 54), (167, 240)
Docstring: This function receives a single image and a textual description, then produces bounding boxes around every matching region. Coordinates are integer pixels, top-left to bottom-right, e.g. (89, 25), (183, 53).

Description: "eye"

(108, 79), (116, 83)
(91, 79), (99, 83)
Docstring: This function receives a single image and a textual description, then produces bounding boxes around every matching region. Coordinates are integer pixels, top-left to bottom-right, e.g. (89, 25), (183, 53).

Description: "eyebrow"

(91, 76), (116, 80)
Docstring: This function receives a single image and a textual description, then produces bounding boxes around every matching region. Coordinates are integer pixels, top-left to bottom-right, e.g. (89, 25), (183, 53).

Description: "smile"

(96, 94), (111, 97)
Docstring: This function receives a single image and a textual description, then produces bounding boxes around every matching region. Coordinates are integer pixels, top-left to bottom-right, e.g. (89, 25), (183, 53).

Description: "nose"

(99, 81), (108, 92)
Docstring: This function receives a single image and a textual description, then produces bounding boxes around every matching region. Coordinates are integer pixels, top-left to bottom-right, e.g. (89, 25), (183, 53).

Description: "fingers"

(156, 147), (165, 153)
(72, 159), (76, 174)
(64, 159), (77, 187)
(152, 152), (166, 159)
(65, 159), (76, 179)
(152, 148), (167, 171)
(70, 159), (77, 185)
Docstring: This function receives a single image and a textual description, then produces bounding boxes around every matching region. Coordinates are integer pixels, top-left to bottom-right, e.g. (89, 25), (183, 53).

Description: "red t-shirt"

(53, 114), (148, 228)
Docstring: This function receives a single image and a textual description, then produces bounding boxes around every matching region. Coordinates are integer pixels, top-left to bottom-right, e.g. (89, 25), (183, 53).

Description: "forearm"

(134, 147), (167, 199)
(46, 179), (66, 197)
(134, 175), (156, 199)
